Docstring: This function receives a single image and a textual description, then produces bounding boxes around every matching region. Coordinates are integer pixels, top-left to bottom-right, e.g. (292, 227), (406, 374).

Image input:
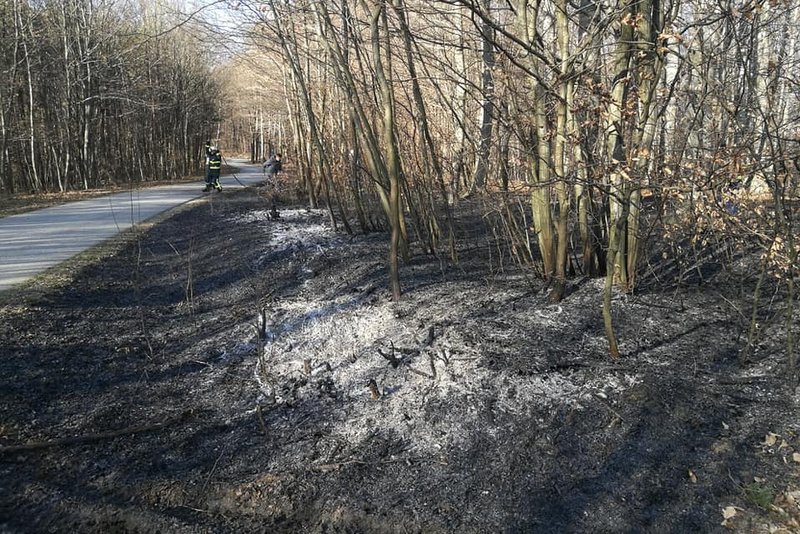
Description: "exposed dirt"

(1, 187), (799, 533)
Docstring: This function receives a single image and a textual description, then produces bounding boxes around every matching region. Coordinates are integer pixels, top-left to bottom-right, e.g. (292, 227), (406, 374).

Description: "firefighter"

(203, 142), (222, 192)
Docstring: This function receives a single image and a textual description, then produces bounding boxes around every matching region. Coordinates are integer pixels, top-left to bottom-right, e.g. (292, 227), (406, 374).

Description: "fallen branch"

(407, 366), (435, 380)
(379, 341), (434, 379)
(0, 411), (192, 455)
(310, 455), (436, 473)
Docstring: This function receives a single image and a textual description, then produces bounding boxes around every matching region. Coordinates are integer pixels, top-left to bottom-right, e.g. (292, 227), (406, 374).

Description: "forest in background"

(2, 0), (798, 373)
(0, 0), (222, 193)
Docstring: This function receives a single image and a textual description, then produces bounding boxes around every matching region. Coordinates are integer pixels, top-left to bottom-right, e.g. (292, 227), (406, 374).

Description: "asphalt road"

(0, 160), (264, 292)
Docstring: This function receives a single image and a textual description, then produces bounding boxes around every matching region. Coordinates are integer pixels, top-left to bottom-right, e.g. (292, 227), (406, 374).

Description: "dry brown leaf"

(792, 452), (800, 463)
(722, 506), (736, 524)
(765, 432), (779, 446)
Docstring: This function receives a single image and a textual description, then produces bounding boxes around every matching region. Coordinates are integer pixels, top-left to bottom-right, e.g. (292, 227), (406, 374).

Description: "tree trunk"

(602, 3), (634, 357)
(20, 1), (40, 192)
(532, 80), (555, 279)
(472, 0), (495, 192)
(372, 2), (403, 301)
(548, 0), (571, 303)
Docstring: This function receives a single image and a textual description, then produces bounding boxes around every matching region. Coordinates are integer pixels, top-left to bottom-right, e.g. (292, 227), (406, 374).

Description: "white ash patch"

(246, 298), (469, 454)
(265, 294), (369, 342)
(533, 304), (566, 326)
(225, 209), (643, 459)
(237, 208), (326, 225)
(241, 282), (639, 457)
(235, 208), (346, 260)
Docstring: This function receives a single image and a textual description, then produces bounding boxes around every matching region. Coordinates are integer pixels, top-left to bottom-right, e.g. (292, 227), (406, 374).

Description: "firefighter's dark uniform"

(204, 146), (222, 191)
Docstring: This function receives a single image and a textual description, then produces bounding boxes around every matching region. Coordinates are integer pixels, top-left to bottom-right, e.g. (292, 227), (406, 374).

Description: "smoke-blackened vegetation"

(1, 190), (798, 532)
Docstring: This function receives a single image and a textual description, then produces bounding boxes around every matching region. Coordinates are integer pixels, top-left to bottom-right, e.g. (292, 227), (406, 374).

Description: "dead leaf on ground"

(722, 506), (737, 520)
(792, 452), (800, 463)
(765, 432), (779, 446)
(688, 469), (698, 483)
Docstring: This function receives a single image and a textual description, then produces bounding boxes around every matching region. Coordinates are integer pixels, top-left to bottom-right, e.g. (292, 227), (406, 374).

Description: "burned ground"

(1, 188), (798, 533)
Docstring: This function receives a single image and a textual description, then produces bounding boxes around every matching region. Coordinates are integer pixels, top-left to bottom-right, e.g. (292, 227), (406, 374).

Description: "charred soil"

(1, 188), (799, 533)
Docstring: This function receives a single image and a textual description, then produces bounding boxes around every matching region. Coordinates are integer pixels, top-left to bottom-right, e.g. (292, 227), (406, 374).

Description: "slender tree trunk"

(517, 0), (556, 279)
(19, 0), (40, 192)
(627, 0), (665, 288)
(549, 0), (570, 302)
(310, 0), (409, 253)
(574, 0), (600, 276)
(393, 0), (456, 257)
(451, 5), (468, 202)
(372, 2), (403, 300)
(339, 0), (369, 232)
(602, 3), (634, 358)
(473, 0), (495, 192)
(0, 16), (18, 192)
(532, 81), (555, 278)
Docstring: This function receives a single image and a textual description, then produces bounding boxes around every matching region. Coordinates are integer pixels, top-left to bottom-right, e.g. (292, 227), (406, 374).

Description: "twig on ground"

(425, 325), (435, 346)
(178, 505), (213, 514)
(199, 444), (228, 499)
(310, 455), (439, 473)
(256, 405), (268, 435)
(407, 366), (435, 380)
(0, 411), (192, 455)
(378, 343), (401, 368)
